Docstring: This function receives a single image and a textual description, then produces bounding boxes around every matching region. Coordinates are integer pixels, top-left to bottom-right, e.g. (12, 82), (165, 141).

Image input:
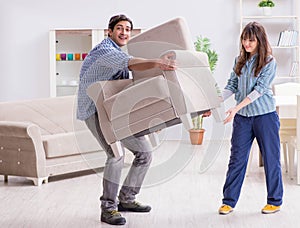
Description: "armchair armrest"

(162, 50), (221, 115)
(87, 79), (133, 145)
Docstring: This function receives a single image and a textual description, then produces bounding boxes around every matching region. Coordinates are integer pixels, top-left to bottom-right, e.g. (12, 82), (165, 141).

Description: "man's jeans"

(85, 113), (153, 211)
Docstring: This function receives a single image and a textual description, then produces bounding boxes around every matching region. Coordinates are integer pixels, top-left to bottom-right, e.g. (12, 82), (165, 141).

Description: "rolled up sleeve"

(254, 58), (277, 95)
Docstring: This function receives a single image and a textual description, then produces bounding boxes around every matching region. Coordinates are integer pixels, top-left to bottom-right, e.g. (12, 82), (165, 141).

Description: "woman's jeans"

(222, 112), (283, 208)
(85, 113), (153, 212)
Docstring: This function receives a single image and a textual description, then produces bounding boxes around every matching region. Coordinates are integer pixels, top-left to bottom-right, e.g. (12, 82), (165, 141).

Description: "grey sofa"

(0, 95), (106, 186)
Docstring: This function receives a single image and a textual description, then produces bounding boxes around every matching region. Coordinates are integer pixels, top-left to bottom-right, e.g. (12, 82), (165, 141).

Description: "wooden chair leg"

(287, 142), (296, 180)
(297, 149), (300, 185)
(282, 142), (288, 173)
(259, 151), (264, 167)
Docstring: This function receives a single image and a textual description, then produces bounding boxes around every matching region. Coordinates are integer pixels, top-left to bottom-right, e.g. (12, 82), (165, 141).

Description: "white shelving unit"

(49, 28), (142, 97)
(239, 0), (300, 84)
(49, 29), (103, 97)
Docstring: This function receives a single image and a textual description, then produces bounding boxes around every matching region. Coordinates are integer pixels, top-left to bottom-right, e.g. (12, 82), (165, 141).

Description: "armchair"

(87, 17), (223, 157)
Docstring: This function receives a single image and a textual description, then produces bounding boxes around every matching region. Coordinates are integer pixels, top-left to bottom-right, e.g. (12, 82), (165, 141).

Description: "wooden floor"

(1, 140), (300, 228)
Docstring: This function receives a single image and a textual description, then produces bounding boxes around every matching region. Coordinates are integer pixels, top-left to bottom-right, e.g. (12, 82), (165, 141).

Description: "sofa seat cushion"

(103, 76), (171, 121)
(42, 130), (101, 158)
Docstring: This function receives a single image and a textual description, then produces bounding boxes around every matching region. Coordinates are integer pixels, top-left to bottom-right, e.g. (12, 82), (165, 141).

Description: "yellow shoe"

(261, 204), (280, 214)
(218, 204), (233, 215)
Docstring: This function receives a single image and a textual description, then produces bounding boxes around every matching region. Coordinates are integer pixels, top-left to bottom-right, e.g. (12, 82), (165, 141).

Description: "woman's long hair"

(234, 21), (272, 77)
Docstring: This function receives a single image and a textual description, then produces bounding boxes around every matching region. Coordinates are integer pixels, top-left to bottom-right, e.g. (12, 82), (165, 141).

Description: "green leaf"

(194, 35), (218, 73)
(258, 0), (275, 7)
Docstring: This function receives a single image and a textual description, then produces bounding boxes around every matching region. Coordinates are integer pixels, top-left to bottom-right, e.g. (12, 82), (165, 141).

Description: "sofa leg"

(4, 175), (8, 182)
(145, 132), (160, 148)
(180, 114), (193, 131)
(27, 177), (48, 186)
(110, 141), (125, 158)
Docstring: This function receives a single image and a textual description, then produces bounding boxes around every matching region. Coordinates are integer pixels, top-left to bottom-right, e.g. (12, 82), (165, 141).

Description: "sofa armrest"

(0, 121), (39, 138)
(0, 121), (46, 178)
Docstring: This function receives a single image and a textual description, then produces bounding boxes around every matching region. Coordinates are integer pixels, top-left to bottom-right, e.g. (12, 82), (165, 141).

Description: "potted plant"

(189, 36), (218, 145)
(258, 0), (275, 16)
(189, 113), (208, 145)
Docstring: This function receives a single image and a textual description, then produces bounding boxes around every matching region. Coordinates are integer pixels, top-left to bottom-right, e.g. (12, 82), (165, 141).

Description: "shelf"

(272, 46), (299, 49)
(242, 15), (299, 20)
(274, 76), (300, 83)
(55, 29), (93, 36)
(276, 76), (300, 78)
(56, 84), (78, 87)
(56, 60), (84, 62)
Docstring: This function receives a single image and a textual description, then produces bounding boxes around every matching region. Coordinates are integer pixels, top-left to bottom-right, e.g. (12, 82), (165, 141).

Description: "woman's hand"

(223, 107), (238, 124)
(223, 97), (251, 124)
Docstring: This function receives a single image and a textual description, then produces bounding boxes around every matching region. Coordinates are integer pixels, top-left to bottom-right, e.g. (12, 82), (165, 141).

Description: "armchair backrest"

(273, 82), (300, 96)
(273, 82), (300, 119)
(126, 17), (194, 81)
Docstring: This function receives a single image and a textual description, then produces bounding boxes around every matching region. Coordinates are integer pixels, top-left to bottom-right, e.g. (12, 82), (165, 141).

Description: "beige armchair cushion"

(103, 76), (171, 121)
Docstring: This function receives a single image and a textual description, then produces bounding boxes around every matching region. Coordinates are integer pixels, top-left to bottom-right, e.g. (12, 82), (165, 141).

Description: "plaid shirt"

(77, 37), (132, 120)
(225, 54), (277, 117)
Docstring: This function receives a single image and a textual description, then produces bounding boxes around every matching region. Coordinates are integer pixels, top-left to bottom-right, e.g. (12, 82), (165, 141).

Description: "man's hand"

(202, 111), (212, 117)
(159, 52), (177, 71)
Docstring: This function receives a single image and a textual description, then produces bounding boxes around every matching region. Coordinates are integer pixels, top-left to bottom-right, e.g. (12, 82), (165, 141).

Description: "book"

(277, 30), (298, 47)
(289, 61), (298, 77)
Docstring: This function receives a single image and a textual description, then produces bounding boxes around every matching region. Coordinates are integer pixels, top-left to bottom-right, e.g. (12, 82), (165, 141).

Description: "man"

(77, 14), (175, 225)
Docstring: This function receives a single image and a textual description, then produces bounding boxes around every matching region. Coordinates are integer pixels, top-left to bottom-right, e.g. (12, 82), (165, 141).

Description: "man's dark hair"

(108, 14), (133, 31)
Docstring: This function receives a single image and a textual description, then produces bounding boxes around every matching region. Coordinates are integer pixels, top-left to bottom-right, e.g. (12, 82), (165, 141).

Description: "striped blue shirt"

(225, 54), (277, 117)
(77, 37), (132, 120)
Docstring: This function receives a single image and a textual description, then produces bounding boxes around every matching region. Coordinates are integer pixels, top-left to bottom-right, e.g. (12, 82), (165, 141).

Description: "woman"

(219, 21), (283, 215)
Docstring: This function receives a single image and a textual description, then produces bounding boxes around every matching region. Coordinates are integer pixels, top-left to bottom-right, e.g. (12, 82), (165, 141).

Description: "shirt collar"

(249, 53), (258, 63)
(107, 37), (122, 50)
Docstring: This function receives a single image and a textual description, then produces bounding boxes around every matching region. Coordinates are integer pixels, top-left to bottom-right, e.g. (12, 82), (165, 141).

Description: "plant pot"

(262, 7), (272, 16)
(189, 129), (205, 145)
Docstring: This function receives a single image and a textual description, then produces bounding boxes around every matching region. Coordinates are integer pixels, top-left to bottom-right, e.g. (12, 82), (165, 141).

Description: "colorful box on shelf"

(82, 53), (88, 60)
(67, 53), (73, 61)
(75, 53), (81, 60)
(60, 53), (66, 61)
(56, 53), (88, 61)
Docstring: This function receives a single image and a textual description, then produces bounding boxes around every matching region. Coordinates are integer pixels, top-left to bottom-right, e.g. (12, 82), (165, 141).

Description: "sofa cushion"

(103, 76), (171, 121)
(42, 130), (101, 158)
